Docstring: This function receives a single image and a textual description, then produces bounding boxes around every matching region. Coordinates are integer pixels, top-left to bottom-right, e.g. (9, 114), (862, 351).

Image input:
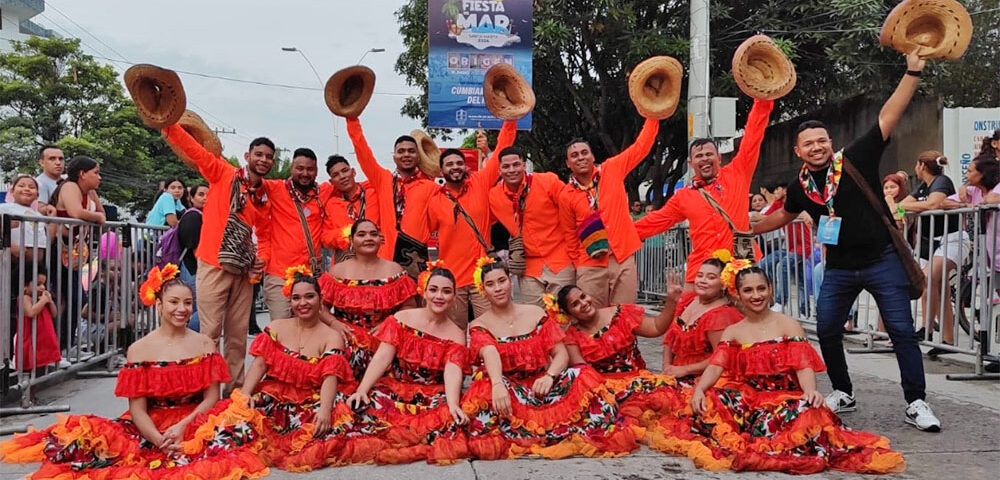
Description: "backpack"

(155, 208), (199, 268)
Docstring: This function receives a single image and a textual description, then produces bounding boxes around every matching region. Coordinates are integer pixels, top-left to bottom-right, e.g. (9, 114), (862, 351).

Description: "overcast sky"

(35, 0), (424, 181)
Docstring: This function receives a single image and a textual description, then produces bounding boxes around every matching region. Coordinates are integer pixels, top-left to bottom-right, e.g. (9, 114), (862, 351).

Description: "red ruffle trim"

(248, 333), (351, 389)
(114, 353), (230, 399)
(565, 305), (645, 363)
(319, 272), (416, 311)
(374, 316), (469, 371)
(469, 316), (564, 373)
(663, 304), (742, 366)
(709, 338), (826, 380)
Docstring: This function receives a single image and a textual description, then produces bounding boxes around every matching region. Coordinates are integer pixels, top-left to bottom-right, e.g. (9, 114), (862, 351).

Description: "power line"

(46, 1), (129, 63)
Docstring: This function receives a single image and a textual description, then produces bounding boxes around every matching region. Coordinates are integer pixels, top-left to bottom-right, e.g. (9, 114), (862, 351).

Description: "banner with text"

(428, 0), (532, 130)
(943, 107), (1000, 186)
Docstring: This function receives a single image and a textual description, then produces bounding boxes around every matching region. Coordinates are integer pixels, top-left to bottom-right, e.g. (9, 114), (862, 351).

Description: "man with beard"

(35, 145), (64, 214)
(162, 125), (274, 389)
(634, 98), (774, 290)
(426, 121), (516, 327)
(322, 155), (386, 258)
(256, 148), (332, 318)
(487, 146), (574, 306)
(345, 118), (438, 272)
(752, 50), (940, 432)
(558, 118), (659, 307)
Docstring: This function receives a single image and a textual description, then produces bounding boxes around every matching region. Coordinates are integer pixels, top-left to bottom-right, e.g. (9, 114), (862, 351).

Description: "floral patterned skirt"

(252, 381), (386, 470)
(0, 390), (268, 480)
(647, 380), (906, 474)
(343, 322), (378, 382)
(352, 377), (469, 465)
(599, 370), (685, 428)
(460, 365), (639, 460)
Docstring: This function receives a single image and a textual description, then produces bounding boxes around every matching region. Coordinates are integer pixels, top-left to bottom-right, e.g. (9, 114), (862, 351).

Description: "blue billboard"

(428, 0), (533, 130)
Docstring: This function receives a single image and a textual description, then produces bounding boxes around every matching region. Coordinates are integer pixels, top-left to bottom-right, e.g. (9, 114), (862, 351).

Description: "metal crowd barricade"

(638, 207), (999, 381)
(1, 213), (167, 421)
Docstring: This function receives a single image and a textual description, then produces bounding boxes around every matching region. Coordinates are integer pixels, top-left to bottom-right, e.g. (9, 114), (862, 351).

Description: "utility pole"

(688, 0), (710, 142)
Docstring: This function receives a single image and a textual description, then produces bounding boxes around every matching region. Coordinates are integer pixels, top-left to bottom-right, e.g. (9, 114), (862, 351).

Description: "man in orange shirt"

(559, 118), (660, 307)
(322, 155), (386, 258)
(256, 148), (331, 318)
(488, 146), (573, 306)
(161, 125), (274, 389)
(427, 122), (516, 327)
(345, 118), (438, 273)
(634, 99), (774, 289)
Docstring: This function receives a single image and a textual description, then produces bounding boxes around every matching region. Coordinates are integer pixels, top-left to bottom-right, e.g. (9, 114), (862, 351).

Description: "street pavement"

(2, 313), (998, 480)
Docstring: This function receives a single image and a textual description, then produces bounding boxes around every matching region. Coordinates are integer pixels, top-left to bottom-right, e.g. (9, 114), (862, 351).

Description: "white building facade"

(1, 0), (52, 52)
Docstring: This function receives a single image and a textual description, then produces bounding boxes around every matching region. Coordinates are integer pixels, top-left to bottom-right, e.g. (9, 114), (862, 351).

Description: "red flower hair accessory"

(139, 263), (180, 307)
(282, 264), (314, 297)
(416, 259), (446, 296)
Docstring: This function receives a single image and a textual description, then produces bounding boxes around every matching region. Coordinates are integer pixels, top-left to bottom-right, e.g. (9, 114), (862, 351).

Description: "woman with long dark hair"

(147, 177), (190, 227)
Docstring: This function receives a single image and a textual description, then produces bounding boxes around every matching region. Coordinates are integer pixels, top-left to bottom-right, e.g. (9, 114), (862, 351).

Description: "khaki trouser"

(450, 285), (490, 329)
(263, 273), (291, 320)
(520, 265), (576, 307)
(196, 260), (253, 389)
(575, 255), (637, 307)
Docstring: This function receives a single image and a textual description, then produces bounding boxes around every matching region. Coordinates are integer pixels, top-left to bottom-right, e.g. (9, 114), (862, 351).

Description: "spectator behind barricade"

(80, 259), (132, 357)
(750, 193), (767, 214)
(974, 128), (998, 163)
(944, 156), (1000, 290)
(146, 178), (189, 227)
(882, 172), (910, 229)
(34, 145), (64, 215)
(48, 156), (105, 355)
(757, 189), (814, 316)
(899, 151), (969, 351)
(643, 203), (655, 215)
(178, 184), (207, 331)
(630, 200), (644, 221)
(0, 175), (49, 264)
(15, 270), (69, 373)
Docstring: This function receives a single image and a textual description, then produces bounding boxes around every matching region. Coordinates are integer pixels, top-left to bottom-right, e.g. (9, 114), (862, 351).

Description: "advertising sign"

(943, 107), (1000, 186)
(428, 0), (532, 130)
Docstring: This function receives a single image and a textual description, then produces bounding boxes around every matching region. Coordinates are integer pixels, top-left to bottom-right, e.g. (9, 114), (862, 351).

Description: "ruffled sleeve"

(444, 343), (469, 371)
(572, 307), (642, 364)
(373, 315), (404, 347)
(248, 331), (273, 357)
(318, 273), (337, 305)
(326, 273), (416, 311)
(781, 339), (826, 373)
(700, 305), (743, 333)
(469, 325), (498, 356)
(672, 291), (698, 317)
(538, 316), (566, 347)
(317, 350), (353, 384)
(249, 328), (339, 389)
(115, 353), (230, 399)
(707, 341), (739, 371)
(562, 327), (581, 346)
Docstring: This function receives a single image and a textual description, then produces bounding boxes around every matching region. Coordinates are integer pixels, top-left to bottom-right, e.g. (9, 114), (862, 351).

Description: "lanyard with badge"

(800, 151), (844, 245)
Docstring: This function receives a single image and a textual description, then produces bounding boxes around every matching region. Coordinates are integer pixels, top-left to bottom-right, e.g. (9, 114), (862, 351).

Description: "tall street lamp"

(282, 46), (340, 152)
(357, 48), (386, 65)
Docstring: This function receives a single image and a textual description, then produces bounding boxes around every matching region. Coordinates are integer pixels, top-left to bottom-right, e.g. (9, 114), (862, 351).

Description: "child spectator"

(16, 271), (68, 371)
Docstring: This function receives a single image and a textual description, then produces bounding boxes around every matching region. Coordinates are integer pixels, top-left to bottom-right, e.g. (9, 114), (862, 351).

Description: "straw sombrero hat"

(178, 110), (223, 157)
(732, 35), (797, 100)
(880, 0), (972, 60)
(124, 64), (186, 129)
(325, 66), (376, 118)
(628, 56), (683, 120)
(483, 63), (535, 120)
(410, 129), (442, 178)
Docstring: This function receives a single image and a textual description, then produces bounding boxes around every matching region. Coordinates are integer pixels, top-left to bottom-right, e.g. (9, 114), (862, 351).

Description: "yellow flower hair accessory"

(542, 293), (572, 325)
(720, 258), (754, 296)
(282, 264), (314, 297)
(711, 249), (733, 263)
(139, 263), (181, 307)
(334, 224), (352, 251)
(416, 259), (446, 296)
(472, 256), (498, 294)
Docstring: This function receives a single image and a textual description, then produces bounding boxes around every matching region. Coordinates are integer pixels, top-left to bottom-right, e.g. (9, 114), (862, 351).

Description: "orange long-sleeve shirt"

(256, 181), (332, 277)
(321, 181), (391, 259)
(346, 118), (438, 248)
(635, 99), (774, 282)
(488, 171), (572, 278)
(426, 120), (516, 287)
(559, 118), (660, 268)
(161, 124), (267, 269)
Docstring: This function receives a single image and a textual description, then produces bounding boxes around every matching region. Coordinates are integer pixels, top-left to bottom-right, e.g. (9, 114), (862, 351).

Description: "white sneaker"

(57, 359), (72, 369)
(905, 399), (941, 432)
(824, 390), (857, 413)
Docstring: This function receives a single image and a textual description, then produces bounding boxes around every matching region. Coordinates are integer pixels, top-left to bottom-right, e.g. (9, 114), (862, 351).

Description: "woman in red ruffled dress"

(461, 258), (638, 460)
(243, 267), (382, 470)
(320, 219), (417, 380)
(556, 274), (684, 428)
(0, 264), (267, 480)
(652, 264), (905, 474)
(345, 263), (470, 465)
(661, 255), (744, 385)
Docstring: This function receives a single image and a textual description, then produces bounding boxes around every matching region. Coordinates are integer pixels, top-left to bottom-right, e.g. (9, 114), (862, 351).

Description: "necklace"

(295, 318), (306, 353)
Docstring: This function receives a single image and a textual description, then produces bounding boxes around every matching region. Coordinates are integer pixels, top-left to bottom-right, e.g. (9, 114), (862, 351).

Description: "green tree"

(0, 37), (199, 215)
(395, 0), (1000, 204)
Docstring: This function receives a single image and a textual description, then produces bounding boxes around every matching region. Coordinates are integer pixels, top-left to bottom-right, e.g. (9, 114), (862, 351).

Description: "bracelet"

(544, 371), (558, 380)
(905, 70), (922, 77)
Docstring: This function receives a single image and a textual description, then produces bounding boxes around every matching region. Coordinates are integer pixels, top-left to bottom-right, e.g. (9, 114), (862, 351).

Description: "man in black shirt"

(753, 49), (940, 432)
